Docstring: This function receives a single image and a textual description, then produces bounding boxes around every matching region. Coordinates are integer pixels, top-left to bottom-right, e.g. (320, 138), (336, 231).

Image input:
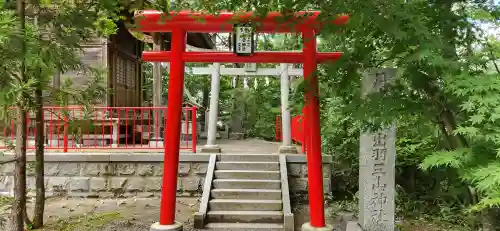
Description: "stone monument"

(341, 68), (397, 231)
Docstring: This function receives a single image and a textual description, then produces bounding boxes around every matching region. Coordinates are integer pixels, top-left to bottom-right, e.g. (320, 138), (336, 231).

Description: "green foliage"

(31, 212), (122, 231)
(244, 77), (281, 139)
(420, 149), (474, 170)
(0, 0), (121, 133)
(7, 0), (492, 229)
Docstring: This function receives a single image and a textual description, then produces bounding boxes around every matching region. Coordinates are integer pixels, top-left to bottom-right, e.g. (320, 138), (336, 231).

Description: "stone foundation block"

(90, 177), (107, 192)
(125, 177), (146, 192)
(192, 163), (208, 175)
(289, 178), (330, 193)
(278, 145), (298, 154)
(69, 177), (90, 192)
(145, 177), (162, 192)
(150, 222), (183, 231)
(47, 177), (69, 192)
(200, 145), (221, 153)
(193, 212), (205, 229)
(0, 153), (331, 198)
(178, 163), (191, 176)
(301, 223), (333, 231)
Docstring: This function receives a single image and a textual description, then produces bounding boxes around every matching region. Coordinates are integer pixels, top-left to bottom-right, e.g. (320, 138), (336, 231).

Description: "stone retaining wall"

(0, 153), (331, 198)
(286, 155), (332, 195)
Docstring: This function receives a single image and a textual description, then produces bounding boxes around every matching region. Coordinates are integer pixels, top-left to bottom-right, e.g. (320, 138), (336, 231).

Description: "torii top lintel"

(134, 10), (349, 33)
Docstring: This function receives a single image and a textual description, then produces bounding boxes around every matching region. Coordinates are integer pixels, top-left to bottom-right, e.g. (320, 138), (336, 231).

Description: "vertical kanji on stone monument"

(359, 68), (397, 231)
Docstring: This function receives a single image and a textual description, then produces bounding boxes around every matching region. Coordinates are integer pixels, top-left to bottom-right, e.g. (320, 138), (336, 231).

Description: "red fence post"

(275, 115), (281, 141)
(191, 107), (197, 153)
(63, 115), (68, 153)
(185, 108), (189, 149)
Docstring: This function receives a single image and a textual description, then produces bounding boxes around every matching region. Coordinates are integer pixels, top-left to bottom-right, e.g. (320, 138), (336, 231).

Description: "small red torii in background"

(134, 10), (349, 230)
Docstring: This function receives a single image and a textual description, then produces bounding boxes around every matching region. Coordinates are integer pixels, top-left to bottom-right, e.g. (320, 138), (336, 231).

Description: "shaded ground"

(0, 196), (467, 231)
(1, 197), (199, 231)
(1, 196), (314, 231)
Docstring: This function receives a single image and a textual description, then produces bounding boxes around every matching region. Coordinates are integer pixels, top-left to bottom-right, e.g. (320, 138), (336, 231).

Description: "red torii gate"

(134, 10), (348, 230)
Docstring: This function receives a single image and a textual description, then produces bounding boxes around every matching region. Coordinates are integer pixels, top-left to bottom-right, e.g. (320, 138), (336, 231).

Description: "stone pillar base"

(200, 145), (221, 153)
(149, 136), (164, 147)
(344, 222), (363, 231)
(149, 141), (164, 147)
(301, 223), (333, 231)
(336, 213), (400, 231)
(193, 212), (205, 228)
(150, 222), (183, 231)
(278, 145), (298, 154)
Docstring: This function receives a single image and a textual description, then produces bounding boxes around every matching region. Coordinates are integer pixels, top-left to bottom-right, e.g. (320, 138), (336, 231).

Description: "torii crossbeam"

(134, 10), (349, 231)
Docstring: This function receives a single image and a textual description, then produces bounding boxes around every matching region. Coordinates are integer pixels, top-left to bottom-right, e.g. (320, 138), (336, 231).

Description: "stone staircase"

(195, 154), (293, 231)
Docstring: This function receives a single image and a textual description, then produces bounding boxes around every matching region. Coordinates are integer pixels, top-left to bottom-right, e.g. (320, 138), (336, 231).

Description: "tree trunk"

(230, 77), (245, 137)
(481, 208), (500, 231)
(11, 106), (27, 231)
(11, 0), (27, 231)
(32, 77), (45, 228)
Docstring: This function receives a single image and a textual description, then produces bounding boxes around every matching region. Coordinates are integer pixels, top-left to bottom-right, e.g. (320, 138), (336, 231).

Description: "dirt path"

(1, 197), (200, 231)
(0, 196), (466, 231)
(0, 196), (321, 231)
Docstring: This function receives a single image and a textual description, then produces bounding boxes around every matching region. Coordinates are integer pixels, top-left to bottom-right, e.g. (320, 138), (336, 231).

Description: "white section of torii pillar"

(278, 63), (297, 153)
(193, 63), (303, 154)
(201, 63), (222, 153)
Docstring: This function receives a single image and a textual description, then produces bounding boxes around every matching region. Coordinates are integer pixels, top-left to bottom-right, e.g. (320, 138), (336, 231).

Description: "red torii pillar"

(134, 10), (348, 231)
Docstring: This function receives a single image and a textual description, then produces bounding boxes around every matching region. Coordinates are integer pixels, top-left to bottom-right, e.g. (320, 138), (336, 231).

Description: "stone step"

(216, 161), (279, 171)
(219, 154), (279, 162)
(205, 222), (284, 230)
(209, 199), (282, 211)
(212, 179), (281, 189)
(207, 210), (283, 223)
(211, 189), (282, 200)
(214, 170), (280, 180)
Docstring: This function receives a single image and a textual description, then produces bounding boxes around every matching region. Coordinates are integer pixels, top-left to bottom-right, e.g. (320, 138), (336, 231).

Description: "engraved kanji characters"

(371, 208), (389, 223)
(369, 131), (389, 223)
(373, 71), (388, 91)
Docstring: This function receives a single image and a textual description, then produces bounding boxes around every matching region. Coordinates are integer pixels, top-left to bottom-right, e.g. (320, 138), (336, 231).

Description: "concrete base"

(344, 222), (363, 231)
(301, 223), (333, 231)
(150, 222), (183, 231)
(193, 212), (205, 229)
(278, 145), (298, 154)
(200, 145), (221, 153)
(284, 212), (295, 231)
(336, 213), (400, 231)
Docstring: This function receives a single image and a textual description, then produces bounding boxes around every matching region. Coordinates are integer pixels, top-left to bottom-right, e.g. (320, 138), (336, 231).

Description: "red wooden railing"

(275, 115), (282, 142)
(291, 114), (306, 153)
(0, 106), (198, 152)
(275, 113), (307, 153)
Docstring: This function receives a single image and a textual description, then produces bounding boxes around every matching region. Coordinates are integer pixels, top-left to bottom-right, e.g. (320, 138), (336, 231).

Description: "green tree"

(171, 0), (500, 229)
(1, 0), (118, 230)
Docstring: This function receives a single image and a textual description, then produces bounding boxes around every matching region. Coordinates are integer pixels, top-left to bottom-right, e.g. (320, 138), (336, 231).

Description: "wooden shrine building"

(61, 11), (214, 108)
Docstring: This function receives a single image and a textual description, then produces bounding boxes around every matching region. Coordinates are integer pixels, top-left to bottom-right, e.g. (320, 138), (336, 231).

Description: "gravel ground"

(1, 197), (201, 231)
(0, 196), (335, 231)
